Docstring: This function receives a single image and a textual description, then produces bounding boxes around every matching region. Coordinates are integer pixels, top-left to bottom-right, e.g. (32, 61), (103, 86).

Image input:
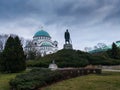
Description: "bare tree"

(0, 34), (9, 51)
(84, 47), (92, 52)
(0, 40), (3, 51)
(97, 43), (107, 49)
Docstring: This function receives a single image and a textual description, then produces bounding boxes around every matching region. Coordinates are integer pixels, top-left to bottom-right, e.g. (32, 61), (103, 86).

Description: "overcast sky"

(0, 0), (120, 50)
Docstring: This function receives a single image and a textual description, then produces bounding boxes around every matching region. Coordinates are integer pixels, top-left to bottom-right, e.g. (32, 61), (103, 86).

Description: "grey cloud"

(0, 0), (120, 26)
(0, 0), (120, 50)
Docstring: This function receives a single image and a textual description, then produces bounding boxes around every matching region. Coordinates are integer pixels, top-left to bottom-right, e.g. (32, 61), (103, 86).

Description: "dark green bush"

(10, 68), (101, 90)
(26, 49), (120, 68)
(95, 69), (102, 74)
(27, 49), (90, 68)
(9, 68), (63, 90)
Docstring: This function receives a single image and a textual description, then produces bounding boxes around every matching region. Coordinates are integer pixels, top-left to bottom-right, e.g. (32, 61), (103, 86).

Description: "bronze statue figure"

(64, 29), (73, 49)
(64, 29), (70, 44)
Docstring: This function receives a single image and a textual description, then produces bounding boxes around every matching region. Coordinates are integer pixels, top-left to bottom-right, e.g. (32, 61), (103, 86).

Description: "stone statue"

(63, 29), (73, 49)
(64, 29), (70, 44)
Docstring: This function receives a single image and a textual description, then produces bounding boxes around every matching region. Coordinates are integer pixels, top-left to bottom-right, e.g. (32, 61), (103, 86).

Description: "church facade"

(25, 30), (58, 56)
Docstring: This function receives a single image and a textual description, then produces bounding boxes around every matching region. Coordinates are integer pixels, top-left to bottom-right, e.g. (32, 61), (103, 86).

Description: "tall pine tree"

(14, 36), (26, 71)
(0, 36), (26, 73)
(111, 42), (120, 59)
(0, 36), (15, 72)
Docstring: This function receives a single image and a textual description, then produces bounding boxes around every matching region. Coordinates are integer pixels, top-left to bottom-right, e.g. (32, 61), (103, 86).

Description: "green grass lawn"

(0, 69), (30, 90)
(0, 71), (120, 90)
(41, 71), (120, 90)
(0, 73), (19, 90)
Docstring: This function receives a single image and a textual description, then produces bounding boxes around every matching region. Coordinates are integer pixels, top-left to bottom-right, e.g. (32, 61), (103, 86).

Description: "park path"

(102, 69), (120, 72)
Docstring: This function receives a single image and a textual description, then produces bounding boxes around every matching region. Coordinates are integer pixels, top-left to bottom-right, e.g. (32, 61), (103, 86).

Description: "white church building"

(25, 30), (58, 56)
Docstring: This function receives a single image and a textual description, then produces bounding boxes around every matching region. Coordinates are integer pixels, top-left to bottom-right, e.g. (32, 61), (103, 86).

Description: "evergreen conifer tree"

(111, 42), (120, 59)
(14, 36), (26, 71)
(0, 36), (26, 73)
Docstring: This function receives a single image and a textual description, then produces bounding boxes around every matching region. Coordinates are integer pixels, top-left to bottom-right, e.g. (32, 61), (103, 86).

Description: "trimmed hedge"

(9, 68), (63, 90)
(9, 68), (101, 90)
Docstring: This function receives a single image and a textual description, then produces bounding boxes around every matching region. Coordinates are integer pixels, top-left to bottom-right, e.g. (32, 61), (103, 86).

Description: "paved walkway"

(102, 69), (120, 72)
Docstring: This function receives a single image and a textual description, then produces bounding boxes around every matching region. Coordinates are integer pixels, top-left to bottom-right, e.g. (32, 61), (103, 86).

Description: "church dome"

(41, 42), (53, 47)
(34, 30), (51, 37)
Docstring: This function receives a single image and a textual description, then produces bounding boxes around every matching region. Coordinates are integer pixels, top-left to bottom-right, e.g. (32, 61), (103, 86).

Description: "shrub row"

(59, 68), (101, 79)
(9, 68), (63, 90)
(26, 49), (120, 68)
(9, 68), (101, 90)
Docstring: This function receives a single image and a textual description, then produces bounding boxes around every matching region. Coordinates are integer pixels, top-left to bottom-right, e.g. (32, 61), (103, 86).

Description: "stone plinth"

(48, 63), (58, 70)
(64, 43), (73, 49)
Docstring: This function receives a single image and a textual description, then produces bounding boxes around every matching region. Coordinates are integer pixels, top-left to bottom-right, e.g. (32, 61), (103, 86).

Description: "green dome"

(34, 30), (51, 37)
(41, 42), (53, 47)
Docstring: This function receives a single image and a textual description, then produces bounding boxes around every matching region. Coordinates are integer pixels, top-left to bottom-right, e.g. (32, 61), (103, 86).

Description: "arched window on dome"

(35, 43), (37, 45)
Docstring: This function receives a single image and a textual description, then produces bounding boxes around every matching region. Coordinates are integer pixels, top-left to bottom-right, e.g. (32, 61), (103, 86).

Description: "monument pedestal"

(64, 43), (73, 49)
(48, 63), (58, 70)
(48, 60), (58, 70)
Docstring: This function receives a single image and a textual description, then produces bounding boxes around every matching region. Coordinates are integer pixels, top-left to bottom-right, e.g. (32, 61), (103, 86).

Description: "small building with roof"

(89, 41), (120, 53)
(25, 30), (58, 57)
